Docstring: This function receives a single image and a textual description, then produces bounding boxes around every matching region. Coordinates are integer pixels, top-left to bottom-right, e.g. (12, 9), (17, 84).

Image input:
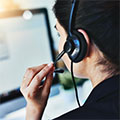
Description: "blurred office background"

(0, 0), (59, 48)
(0, 0), (93, 120)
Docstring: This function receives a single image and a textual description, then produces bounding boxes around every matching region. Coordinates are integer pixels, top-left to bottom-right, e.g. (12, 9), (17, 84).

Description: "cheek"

(58, 37), (65, 53)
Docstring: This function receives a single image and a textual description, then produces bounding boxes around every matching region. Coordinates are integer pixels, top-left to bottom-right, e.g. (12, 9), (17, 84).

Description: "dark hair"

(53, 0), (120, 75)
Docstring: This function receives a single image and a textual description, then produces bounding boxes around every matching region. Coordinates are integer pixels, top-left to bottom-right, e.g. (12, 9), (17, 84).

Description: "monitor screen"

(0, 9), (57, 103)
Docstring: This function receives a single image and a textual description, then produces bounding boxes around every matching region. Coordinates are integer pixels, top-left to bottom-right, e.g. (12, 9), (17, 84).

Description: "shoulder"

(53, 75), (119, 120)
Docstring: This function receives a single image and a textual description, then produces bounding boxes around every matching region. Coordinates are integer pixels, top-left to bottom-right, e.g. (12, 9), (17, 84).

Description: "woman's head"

(53, 0), (119, 78)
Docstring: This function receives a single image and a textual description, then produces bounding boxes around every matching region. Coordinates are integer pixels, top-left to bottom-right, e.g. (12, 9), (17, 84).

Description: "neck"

(85, 45), (112, 88)
(87, 64), (110, 88)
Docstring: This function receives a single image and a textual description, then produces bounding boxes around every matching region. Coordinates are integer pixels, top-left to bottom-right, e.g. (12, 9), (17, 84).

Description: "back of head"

(53, 0), (120, 75)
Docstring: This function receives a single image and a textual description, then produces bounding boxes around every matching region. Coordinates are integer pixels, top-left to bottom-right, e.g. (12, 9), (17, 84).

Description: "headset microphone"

(54, 68), (64, 74)
(54, 42), (75, 73)
(54, 50), (65, 74)
(54, 50), (65, 65)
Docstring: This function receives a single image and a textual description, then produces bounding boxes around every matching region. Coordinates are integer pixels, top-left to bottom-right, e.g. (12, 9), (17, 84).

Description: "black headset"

(54, 0), (88, 107)
(55, 0), (88, 63)
(65, 0), (87, 63)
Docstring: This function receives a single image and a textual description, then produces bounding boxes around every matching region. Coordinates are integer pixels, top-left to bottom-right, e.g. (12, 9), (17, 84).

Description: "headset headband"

(68, 0), (76, 37)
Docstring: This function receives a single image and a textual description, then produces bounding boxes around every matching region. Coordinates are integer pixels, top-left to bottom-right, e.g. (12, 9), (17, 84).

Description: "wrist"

(26, 104), (43, 120)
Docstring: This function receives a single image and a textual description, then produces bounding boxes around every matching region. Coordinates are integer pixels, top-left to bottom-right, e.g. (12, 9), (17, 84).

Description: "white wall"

(14, 0), (59, 49)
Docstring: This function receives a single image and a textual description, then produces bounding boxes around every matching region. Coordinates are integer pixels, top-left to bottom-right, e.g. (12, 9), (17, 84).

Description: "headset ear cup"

(72, 30), (88, 62)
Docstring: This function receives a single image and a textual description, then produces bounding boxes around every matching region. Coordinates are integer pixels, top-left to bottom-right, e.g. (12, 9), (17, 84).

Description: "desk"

(2, 80), (92, 120)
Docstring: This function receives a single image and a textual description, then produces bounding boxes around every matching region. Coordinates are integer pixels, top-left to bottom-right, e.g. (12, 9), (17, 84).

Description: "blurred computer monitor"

(0, 8), (59, 117)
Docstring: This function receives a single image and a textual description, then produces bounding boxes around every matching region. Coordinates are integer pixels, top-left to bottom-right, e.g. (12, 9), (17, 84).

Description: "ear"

(78, 29), (91, 57)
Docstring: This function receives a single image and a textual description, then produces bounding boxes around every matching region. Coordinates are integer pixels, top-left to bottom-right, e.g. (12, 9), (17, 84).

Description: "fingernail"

(48, 62), (53, 66)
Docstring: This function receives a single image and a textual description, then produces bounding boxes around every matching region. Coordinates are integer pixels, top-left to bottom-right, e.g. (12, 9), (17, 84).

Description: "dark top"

(54, 75), (119, 120)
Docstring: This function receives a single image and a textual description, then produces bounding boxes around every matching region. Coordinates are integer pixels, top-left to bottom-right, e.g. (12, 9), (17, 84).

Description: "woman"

(20, 0), (119, 119)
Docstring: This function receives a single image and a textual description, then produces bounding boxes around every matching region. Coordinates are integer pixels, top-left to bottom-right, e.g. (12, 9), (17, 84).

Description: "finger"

(42, 67), (55, 96)
(21, 64), (47, 89)
(28, 63), (54, 91)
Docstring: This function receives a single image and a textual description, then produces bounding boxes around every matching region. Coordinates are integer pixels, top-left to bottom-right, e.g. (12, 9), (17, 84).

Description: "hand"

(20, 63), (55, 120)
